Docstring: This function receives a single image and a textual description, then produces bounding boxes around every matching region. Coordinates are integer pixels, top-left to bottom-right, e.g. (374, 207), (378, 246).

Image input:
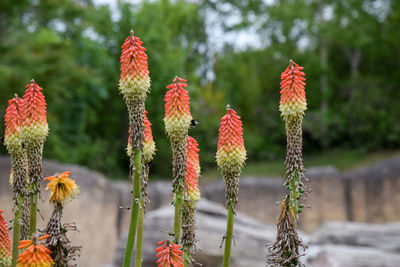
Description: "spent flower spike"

(279, 60), (307, 120)
(0, 210), (12, 267)
(20, 80), (49, 145)
(155, 240), (184, 267)
(45, 171), (79, 204)
(164, 77), (192, 140)
(119, 29), (151, 101)
(17, 235), (53, 267)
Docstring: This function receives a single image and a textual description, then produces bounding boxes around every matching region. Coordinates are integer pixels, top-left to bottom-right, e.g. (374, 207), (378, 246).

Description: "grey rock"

(310, 222), (400, 253)
(306, 245), (400, 267)
(114, 199), (282, 267)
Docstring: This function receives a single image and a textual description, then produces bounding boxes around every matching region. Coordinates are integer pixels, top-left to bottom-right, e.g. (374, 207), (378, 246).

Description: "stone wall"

(1, 154), (400, 265)
(203, 155), (400, 232)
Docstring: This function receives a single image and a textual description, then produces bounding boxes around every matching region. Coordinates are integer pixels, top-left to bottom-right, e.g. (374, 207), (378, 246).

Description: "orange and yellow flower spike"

(155, 240), (184, 267)
(20, 80), (49, 147)
(164, 77), (192, 142)
(185, 136), (200, 201)
(119, 29), (151, 102)
(0, 210), (12, 267)
(279, 60), (307, 121)
(45, 171), (79, 204)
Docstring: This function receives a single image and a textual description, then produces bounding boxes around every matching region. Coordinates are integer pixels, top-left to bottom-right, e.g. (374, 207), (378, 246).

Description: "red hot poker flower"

(155, 240), (184, 267)
(0, 210), (12, 266)
(164, 77), (192, 140)
(4, 96), (23, 153)
(279, 60), (307, 120)
(119, 30), (150, 100)
(216, 106), (246, 173)
(185, 136), (200, 200)
(20, 80), (49, 145)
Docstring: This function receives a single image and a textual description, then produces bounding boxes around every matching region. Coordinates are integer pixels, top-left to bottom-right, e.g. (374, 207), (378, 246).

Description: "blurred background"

(1, 0), (400, 266)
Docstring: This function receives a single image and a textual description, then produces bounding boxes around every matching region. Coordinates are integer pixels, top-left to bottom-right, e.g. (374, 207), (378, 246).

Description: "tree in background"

(1, 0), (399, 179)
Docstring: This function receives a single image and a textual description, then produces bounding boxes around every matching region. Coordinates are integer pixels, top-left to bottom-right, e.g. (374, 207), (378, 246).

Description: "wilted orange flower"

(45, 171), (79, 203)
(17, 235), (53, 267)
(0, 210), (12, 266)
(216, 106), (246, 173)
(155, 240), (183, 267)
(279, 60), (307, 120)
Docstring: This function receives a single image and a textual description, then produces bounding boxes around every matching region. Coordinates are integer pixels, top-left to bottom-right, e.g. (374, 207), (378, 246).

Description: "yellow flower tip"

(45, 171), (79, 203)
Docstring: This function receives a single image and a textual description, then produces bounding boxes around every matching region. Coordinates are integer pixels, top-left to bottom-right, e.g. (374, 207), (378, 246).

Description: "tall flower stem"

(173, 187), (183, 244)
(11, 197), (22, 267)
(216, 106), (246, 267)
(123, 149), (142, 267)
(223, 202), (234, 267)
(119, 29), (150, 267)
(29, 190), (38, 236)
(183, 246), (190, 267)
(135, 198), (144, 267)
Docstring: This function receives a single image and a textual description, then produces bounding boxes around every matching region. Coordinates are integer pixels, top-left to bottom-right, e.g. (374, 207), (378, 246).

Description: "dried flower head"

(20, 80), (49, 146)
(164, 77), (192, 141)
(0, 210), (12, 267)
(119, 30), (151, 101)
(156, 240), (184, 267)
(279, 60), (307, 121)
(127, 110), (156, 164)
(267, 199), (306, 267)
(17, 235), (53, 267)
(185, 136), (200, 200)
(45, 171), (79, 204)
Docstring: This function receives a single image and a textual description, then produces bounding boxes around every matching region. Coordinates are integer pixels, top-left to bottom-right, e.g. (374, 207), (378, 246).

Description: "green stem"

(289, 175), (299, 226)
(223, 202), (234, 267)
(11, 197), (22, 267)
(29, 189), (37, 237)
(173, 186), (183, 244)
(183, 246), (190, 267)
(135, 199), (144, 267)
(122, 149), (142, 267)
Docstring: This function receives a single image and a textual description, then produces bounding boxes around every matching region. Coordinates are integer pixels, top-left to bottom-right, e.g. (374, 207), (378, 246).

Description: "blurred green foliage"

(0, 0), (399, 180)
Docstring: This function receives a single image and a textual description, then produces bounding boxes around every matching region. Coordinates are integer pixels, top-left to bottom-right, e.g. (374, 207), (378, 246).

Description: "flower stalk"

(164, 77), (192, 244)
(19, 80), (49, 237)
(267, 60), (308, 266)
(216, 105), (246, 267)
(130, 111), (156, 267)
(3, 96), (30, 265)
(43, 171), (81, 266)
(119, 29), (151, 267)
(181, 136), (201, 266)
